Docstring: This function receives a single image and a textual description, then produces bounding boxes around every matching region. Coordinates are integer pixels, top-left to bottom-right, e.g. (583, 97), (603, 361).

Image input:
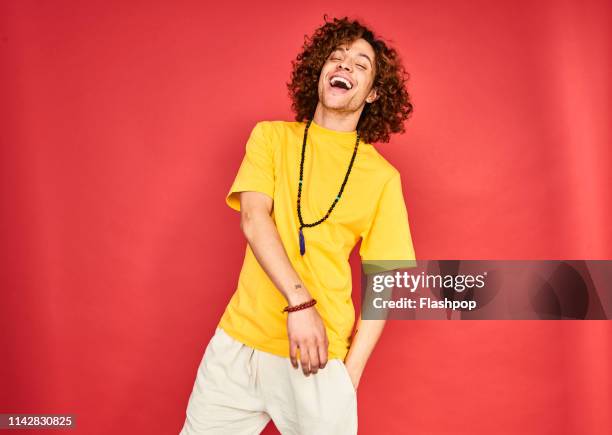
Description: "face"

(317, 38), (378, 113)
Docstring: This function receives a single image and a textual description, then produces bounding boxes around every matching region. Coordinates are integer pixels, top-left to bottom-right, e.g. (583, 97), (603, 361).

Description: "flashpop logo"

(371, 271), (487, 293)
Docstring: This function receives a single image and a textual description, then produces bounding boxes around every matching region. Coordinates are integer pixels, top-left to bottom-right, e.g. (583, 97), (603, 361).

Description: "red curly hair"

(287, 15), (414, 144)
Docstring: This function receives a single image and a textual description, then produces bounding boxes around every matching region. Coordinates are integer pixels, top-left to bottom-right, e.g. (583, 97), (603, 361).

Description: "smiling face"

(317, 38), (379, 114)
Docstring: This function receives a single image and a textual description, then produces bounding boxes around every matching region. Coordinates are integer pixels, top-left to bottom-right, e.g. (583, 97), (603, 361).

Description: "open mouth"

(328, 75), (354, 93)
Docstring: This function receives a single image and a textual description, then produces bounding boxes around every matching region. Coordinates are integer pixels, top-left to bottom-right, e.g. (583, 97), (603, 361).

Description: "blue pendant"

(299, 228), (305, 256)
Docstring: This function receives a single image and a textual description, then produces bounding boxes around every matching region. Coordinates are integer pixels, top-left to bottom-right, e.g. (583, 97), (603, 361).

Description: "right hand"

(287, 301), (329, 376)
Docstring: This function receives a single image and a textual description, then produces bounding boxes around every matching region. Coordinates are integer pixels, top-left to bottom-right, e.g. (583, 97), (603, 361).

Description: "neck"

(312, 104), (363, 133)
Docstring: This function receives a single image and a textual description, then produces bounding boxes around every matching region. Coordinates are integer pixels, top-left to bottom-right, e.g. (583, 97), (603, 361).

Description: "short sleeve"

(359, 172), (416, 272)
(225, 122), (275, 212)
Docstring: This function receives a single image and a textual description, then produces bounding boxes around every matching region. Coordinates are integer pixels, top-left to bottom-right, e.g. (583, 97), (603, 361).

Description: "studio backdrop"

(1, 1), (610, 434)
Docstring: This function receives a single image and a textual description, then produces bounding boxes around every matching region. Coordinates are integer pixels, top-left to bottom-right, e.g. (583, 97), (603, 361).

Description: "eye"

(357, 64), (367, 70)
(330, 56), (341, 61)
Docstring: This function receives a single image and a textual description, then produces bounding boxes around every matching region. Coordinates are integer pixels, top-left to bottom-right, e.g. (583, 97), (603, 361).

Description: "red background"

(1, 1), (611, 434)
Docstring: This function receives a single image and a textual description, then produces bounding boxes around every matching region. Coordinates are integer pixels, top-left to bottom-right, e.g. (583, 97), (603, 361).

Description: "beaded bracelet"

(282, 298), (317, 313)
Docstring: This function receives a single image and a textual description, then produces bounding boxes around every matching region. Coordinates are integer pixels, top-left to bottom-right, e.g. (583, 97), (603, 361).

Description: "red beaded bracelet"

(282, 298), (317, 313)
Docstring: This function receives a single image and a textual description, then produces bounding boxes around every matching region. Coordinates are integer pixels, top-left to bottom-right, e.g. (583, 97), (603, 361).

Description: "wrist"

(285, 283), (312, 306)
(283, 298), (317, 313)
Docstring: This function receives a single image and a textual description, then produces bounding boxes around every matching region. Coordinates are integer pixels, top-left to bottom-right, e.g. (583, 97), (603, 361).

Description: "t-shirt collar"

(308, 119), (361, 147)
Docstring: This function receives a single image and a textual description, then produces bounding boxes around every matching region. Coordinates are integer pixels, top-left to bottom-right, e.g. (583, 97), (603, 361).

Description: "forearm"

(345, 267), (396, 365)
(242, 210), (311, 306)
(343, 269), (397, 387)
(344, 316), (386, 373)
(239, 192), (328, 374)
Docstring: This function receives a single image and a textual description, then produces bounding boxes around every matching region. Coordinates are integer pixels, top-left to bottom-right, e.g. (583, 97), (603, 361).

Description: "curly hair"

(287, 15), (414, 144)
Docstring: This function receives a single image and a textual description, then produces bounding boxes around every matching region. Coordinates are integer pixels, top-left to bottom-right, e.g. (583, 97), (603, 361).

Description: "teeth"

(330, 76), (352, 89)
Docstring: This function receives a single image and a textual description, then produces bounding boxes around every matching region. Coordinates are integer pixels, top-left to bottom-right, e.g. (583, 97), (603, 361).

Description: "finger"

(317, 338), (328, 369)
(308, 344), (320, 374)
(290, 341), (299, 369)
(300, 344), (311, 376)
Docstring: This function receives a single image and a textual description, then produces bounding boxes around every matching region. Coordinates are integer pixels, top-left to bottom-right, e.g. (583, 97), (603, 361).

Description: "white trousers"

(180, 327), (358, 435)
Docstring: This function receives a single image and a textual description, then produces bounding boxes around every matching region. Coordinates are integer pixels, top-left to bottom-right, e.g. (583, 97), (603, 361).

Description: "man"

(180, 15), (416, 435)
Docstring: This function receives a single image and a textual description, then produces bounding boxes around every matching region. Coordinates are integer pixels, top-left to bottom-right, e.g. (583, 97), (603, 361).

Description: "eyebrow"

(334, 47), (373, 67)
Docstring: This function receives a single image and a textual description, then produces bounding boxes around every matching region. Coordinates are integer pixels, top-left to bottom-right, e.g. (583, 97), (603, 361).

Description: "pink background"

(1, 0), (610, 434)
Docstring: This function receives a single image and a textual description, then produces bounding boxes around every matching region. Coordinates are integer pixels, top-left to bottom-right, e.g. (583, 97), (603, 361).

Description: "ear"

(366, 88), (379, 104)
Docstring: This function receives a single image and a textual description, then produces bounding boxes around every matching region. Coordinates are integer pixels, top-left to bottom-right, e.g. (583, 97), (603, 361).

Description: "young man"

(180, 16), (416, 435)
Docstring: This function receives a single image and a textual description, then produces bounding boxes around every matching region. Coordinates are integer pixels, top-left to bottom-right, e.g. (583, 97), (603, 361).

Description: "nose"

(338, 60), (352, 72)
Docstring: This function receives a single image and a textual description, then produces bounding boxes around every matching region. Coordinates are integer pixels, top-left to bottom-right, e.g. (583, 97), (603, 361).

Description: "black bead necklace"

(297, 118), (360, 256)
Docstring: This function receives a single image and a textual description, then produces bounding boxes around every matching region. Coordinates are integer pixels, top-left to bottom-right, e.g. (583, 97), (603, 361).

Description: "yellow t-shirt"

(218, 119), (416, 360)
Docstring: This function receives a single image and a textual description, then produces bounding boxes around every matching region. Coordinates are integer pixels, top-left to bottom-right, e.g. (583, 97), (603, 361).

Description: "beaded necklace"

(297, 118), (361, 256)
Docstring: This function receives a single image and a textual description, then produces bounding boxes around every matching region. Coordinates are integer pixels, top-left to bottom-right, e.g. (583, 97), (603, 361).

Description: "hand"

(344, 357), (364, 391)
(287, 303), (329, 376)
